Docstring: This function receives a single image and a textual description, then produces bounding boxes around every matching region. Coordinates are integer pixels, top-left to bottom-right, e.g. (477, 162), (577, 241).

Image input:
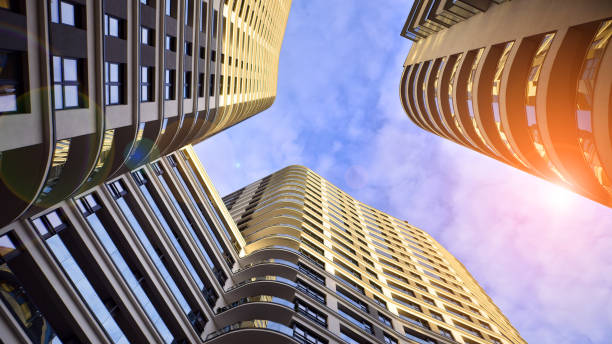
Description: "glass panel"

(115, 196), (191, 315)
(64, 85), (78, 107)
(84, 212), (174, 343)
(140, 27), (149, 45)
(0, 88), (17, 112)
(135, 175), (205, 290)
(109, 86), (119, 104)
(50, 0), (59, 23)
(109, 63), (119, 82)
(63, 59), (77, 82)
(109, 17), (119, 37)
(141, 85), (149, 101)
(46, 235), (128, 344)
(60, 1), (75, 26)
(53, 56), (62, 82)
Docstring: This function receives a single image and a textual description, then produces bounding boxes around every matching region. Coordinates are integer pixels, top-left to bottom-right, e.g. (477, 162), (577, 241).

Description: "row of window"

(16, 153), (243, 342)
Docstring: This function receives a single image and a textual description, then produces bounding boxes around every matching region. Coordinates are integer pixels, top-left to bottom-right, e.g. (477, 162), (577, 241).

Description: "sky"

(194, 1), (612, 343)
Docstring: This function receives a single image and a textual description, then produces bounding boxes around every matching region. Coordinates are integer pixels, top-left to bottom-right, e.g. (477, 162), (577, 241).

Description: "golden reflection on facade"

(400, 0), (612, 207)
(223, 165), (527, 344)
(576, 20), (612, 194)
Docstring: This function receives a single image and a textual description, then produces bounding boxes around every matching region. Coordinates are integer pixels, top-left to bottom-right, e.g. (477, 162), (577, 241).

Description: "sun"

(545, 183), (576, 210)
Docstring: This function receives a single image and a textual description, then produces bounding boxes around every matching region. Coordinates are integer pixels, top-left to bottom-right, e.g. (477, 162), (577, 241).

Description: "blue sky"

(194, 1), (612, 343)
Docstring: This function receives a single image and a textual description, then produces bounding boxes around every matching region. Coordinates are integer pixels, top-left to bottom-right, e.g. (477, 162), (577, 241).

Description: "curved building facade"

(0, 0), (290, 228)
(400, 0), (612, 207)
(224, 165), (526, 344)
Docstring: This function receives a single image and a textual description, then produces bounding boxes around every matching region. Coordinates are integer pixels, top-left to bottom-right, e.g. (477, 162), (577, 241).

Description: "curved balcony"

(244, 234), (301, 255)
(240, 246), (300, 265)
(205, 320), (297, 344)
(214, 295), (294, 328)
(243, 224), (301, 243)
(233, 259), (298, 282)
(224, 276), (296, 301)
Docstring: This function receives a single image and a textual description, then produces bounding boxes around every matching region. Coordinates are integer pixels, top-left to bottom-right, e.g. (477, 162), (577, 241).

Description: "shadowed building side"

(0, 0), (291, 228)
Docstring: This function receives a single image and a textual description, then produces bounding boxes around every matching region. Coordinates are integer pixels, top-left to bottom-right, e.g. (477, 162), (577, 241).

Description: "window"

(209, 74), (215, 96)
(336, 287), (368, 312)
(439, 327), (454, 339)
(384, 333), (398, 344)
(32, 210), (129, 343)
(165, 35), (176, 52)
(399, 312), (430, 330)
(0, 232), (61, 343)
(338, 306), (372, 334)
(378, 312), (392, 327)
(199, 46), (206, 59)
(164, 69), (175, 100)
(370, 281), (382, 293)
(165, 0), (175, 17)
(404, 327), (437, 344)
(454, 321), (482, 338)
(293, 323), (327, 344)
(78, 194), (174, 343)
(197, 73), (204, 97)
(104, 62), (123, 105)
(212, 9), (217, 37)
(105, 181), (196, 326)
(339, 327), (370, 344)
(140, 0), (149, 4)
(50, 0), (78, 26)
(373, 295), (387, 309)
(430, 311), (443, 321)
(183, 71), (191, 98)
(141, 26), (154, 46)
(295, 299), (327, 327)
(0, 51), (27, 114)
(184, 41), (192, 56)
(104, 14), (123, 38)
(52, 56), (81, 109)
(296, 279), (326, 304)
(140, 66), (154, 102)
(298, 262), (325, 285)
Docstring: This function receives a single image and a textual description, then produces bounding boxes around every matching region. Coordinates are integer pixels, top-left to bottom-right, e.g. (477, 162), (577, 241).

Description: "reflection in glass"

(36, 139), (71, 204)
(466, 48), (498, 155)
(433, 57), (453, 135)
(491, 41), (530, 168)
(576, 20), (612, 194)
(525, 33), (570, 183)
(447, 53), (473, 144)
(133, 170), (205, 290)
(113, 194), (191, 315)
(82, 203), (174, 343)
(0, 234), (62, 344)
(41, 228), (128, 343)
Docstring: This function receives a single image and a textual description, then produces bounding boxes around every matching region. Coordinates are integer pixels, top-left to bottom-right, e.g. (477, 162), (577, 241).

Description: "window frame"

(52, 55), (82, 110)
(104, 61), (124, 105)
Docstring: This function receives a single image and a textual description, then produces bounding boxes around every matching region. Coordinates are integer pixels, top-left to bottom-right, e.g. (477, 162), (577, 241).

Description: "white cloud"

(194, 1), (612, 343)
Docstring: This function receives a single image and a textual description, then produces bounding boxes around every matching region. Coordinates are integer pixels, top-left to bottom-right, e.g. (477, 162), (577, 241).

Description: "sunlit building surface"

(400, 0), (612, 207)
(0, 150), (523, 344)
(223, 165), (526, 344)
(0, 0), (290, 228)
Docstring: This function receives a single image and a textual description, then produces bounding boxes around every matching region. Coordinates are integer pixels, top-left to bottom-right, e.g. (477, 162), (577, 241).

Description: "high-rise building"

(0, 0), (291, 227)
(399, 0), (612, 207)
(223, 165), (526, 344)
(0, 147), (524, 344)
